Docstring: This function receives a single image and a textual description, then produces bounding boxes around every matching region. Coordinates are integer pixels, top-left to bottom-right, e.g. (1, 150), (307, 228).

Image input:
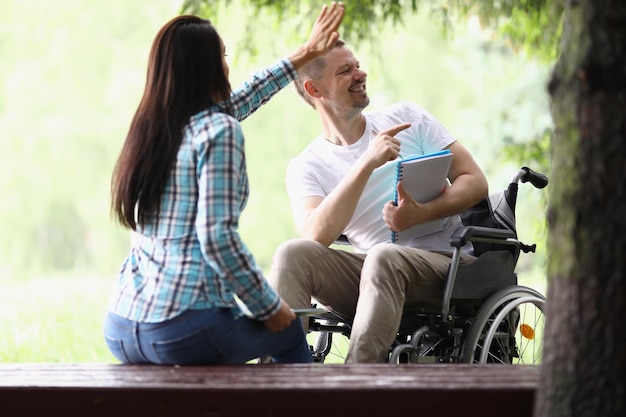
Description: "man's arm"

(383, 140), (488, 233)
(293, 160), (371, 247)
(294, 123), (410, 246)
(443, 140), (489, 211)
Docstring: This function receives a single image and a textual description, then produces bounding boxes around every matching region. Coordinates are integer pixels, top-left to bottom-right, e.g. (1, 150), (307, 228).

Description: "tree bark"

(535, 1), (626, 416)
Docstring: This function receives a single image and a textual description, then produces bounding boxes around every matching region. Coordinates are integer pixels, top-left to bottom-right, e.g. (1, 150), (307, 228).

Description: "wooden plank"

(0, 363), (539, 417)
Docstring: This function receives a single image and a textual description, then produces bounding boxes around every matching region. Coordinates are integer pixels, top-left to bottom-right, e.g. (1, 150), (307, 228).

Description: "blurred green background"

(0, 0), (551, 362)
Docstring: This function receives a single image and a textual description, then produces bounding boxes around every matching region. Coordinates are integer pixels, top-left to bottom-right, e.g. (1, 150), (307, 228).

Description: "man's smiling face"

(316, 45), (370, 114)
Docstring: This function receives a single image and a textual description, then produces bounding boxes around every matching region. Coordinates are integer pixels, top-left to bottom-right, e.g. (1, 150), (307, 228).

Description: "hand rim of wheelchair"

(479, 294), (545, 364)
(460, 285), (546, 364)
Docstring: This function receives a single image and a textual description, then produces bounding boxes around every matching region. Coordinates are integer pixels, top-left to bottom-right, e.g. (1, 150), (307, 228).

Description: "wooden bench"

(0, 363), (539, 417)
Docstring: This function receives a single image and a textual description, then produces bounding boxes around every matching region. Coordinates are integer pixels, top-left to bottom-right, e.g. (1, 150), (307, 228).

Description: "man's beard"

(355, 97), (370, 110)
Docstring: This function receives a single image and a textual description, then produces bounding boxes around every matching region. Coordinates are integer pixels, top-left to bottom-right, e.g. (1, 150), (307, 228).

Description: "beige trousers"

(268, 238), (473, 363)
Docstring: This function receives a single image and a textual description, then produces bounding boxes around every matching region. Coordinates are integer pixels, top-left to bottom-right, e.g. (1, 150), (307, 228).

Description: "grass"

(1, 274), (117, 363)
(1, 266), (546, 364)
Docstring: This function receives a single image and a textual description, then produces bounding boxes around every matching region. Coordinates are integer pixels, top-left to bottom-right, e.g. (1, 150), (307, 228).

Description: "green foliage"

(181, 0), (420, 45)
(0, 0), (179, 278)
(503, 129), (552, 178)
(499, 0), (563, 61)
(182, 0), (563, 61)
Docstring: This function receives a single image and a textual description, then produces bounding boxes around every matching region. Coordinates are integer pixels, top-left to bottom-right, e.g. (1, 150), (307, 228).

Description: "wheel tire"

(461, 285), (546, 364)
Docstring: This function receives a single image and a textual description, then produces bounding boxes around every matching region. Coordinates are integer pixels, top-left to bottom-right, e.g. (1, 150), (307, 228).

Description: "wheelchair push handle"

(515, 167), (549, 189)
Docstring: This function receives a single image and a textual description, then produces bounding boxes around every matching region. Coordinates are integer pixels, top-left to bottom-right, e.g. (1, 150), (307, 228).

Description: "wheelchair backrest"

(450, 250), (517, 302)
(459, 185), (521, 263)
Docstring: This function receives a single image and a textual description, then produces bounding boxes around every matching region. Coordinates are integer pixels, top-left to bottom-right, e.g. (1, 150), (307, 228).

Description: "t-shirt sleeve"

(285, 156), (327, 205)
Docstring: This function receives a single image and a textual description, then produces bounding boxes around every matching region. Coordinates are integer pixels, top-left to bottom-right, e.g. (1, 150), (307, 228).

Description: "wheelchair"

(307, 166), (549, 364)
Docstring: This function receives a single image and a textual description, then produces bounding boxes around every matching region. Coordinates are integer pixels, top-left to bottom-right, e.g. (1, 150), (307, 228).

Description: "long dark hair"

(111, 15), (231, 230)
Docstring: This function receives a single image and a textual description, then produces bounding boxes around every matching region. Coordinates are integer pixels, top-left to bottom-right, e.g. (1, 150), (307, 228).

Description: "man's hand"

(361, 123), (411, 170)
(382, 180), (434, 232)
(264, 300), (296, 332)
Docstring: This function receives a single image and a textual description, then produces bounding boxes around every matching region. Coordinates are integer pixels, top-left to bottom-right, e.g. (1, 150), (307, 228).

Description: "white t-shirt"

(286, 101), (471, 254)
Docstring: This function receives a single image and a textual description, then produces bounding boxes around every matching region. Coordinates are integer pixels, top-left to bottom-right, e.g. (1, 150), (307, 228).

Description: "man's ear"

(303, 79), (321, 98)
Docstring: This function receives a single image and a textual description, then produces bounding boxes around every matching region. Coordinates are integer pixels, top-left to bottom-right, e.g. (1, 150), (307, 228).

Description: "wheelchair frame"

(307, 167), (548, 364)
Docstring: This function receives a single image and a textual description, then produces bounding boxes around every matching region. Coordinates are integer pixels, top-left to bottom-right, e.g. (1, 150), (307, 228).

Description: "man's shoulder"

(286, 136), (338, 186)
(366, 100), (424, 116)
(290, 135), (326, 161)
(365, 101), (432, 127)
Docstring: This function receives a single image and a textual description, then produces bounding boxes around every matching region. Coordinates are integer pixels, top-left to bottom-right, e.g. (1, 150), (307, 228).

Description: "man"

(268, 40), (488, 363)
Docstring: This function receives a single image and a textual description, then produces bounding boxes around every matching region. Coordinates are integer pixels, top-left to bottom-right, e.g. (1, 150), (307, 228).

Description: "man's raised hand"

(363, 122), (411, 169)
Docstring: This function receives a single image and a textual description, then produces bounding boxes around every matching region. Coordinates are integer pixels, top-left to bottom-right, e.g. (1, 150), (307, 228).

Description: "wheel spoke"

(461, 286), (546, 365)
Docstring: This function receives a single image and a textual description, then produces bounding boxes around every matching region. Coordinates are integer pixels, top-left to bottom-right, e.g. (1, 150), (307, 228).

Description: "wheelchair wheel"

(461, 285), (545, 364)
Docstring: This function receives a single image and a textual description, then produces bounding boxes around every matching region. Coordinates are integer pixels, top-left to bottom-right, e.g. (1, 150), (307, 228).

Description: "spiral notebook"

(391, 150), (453, 244)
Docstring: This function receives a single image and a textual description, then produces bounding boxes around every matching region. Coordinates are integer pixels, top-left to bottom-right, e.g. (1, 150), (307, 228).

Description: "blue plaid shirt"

(108, 59), (297, 323)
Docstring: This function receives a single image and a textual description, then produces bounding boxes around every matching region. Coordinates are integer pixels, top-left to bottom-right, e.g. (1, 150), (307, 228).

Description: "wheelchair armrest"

(449, 226), (516, 248)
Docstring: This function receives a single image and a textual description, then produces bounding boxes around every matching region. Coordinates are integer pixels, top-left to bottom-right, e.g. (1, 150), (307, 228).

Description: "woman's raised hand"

(289, 2), (345, 70)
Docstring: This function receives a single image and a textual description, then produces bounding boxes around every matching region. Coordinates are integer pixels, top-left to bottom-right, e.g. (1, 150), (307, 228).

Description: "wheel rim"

(478, 295), (545, 364)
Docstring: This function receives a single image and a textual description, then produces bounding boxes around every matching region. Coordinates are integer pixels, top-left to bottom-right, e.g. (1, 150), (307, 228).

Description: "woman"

(104, 4), (344, 365)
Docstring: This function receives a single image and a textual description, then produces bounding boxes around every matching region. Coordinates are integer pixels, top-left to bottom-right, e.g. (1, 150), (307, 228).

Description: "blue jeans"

(103, 308), (313, 365)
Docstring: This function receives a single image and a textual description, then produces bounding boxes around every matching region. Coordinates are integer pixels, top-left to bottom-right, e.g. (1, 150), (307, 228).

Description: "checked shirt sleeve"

(194, 114), (281, 320)
(229, 58), (297, 122)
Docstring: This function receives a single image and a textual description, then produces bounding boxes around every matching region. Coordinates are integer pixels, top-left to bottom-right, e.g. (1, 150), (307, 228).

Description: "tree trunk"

(535, 1), (626, 416)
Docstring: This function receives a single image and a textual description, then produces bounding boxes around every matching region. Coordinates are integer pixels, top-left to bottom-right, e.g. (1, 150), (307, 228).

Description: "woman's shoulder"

(187, 108), (243, 142)
(189, 107), (238, 126)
